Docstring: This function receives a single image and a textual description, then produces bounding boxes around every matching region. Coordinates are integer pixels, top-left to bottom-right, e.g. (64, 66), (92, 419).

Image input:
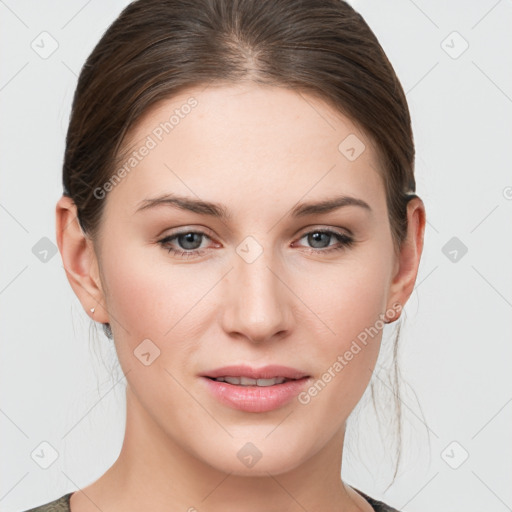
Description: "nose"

(221, 245), (294, 344)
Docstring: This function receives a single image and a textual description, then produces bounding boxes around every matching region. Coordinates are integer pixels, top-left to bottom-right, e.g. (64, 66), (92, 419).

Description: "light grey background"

(1, 1), (511, 511)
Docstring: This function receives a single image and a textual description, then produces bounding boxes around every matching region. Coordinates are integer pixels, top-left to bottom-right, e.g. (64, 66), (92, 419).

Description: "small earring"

(90, 307), (95, 314)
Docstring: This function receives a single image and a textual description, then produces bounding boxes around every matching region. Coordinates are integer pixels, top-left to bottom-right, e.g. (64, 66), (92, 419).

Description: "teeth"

(214, 376), (288, 386)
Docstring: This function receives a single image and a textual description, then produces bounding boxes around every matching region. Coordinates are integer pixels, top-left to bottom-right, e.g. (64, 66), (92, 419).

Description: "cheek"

(297, 251), (391, 403)
(305, 251), (391, 345)
(99, 241), (210, 358)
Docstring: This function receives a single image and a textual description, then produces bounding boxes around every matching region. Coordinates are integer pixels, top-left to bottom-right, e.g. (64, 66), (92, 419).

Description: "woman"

(25, 0), (425, 510)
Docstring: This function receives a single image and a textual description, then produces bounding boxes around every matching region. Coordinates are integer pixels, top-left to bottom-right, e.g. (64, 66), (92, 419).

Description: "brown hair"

(63, 0), (420, 487)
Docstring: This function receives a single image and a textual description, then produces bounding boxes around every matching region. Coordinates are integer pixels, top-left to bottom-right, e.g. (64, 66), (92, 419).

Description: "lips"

(199, 364), (311, 412)
(201, 373), (311, 413)
(201, 364), (310, 381)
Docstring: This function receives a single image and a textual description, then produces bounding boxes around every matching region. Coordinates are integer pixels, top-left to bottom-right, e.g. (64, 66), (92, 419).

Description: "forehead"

(109, 82), (385, 214)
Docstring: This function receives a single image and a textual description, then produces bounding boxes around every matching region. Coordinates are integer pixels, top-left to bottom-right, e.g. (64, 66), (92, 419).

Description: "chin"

(198, 438), (308, 477)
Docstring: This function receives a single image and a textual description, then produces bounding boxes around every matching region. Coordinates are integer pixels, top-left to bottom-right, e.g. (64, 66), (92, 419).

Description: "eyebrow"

(135, 193), (372, 219)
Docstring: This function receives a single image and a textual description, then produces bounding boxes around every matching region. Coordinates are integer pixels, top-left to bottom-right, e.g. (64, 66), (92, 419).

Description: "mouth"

(200, 365), (311, 412)
(205, 376), (300, 387)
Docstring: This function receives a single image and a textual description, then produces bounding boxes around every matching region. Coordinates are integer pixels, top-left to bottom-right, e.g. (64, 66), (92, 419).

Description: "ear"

(386, 196), (426, 321)
(55, 195), (109, 324)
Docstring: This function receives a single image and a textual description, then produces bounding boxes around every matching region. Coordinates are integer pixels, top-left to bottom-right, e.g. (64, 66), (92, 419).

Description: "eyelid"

(294, 224), (353, 239)
(157, 225), (216, 240)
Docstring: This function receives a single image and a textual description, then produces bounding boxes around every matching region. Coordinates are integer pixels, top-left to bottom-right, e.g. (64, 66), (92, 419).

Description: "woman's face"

(67, 83), (419, 476)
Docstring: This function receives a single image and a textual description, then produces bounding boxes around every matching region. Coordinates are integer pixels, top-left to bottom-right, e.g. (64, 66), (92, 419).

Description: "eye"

(158, 230), (214, 259)
(294, 229), (354, 255)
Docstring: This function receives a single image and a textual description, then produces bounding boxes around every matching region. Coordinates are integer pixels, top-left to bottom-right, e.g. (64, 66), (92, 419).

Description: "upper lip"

(201, 365), (309, 380)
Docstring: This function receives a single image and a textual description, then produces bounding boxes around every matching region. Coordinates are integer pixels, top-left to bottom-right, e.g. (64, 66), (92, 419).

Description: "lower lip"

(201, 376), (311, 413)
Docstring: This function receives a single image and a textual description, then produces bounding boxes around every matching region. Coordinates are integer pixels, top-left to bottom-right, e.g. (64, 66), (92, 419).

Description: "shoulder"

(353, 487), (403, 512)
(21, 493), (72, 512)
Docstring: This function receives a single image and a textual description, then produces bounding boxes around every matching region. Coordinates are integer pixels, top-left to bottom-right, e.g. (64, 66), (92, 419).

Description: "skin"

(56, 82), (425, 512)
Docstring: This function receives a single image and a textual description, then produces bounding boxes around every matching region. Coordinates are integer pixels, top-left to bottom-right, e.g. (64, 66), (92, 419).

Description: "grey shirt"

(22, 488), (401, 511)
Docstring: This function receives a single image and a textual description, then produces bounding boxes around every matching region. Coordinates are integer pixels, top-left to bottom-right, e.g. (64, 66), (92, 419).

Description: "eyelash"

(157, 228), (354, 259)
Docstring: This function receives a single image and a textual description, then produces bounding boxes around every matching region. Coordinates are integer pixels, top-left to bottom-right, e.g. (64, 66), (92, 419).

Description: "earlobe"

(55, 195), (109, 324)
(386, 197), (426, 315)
